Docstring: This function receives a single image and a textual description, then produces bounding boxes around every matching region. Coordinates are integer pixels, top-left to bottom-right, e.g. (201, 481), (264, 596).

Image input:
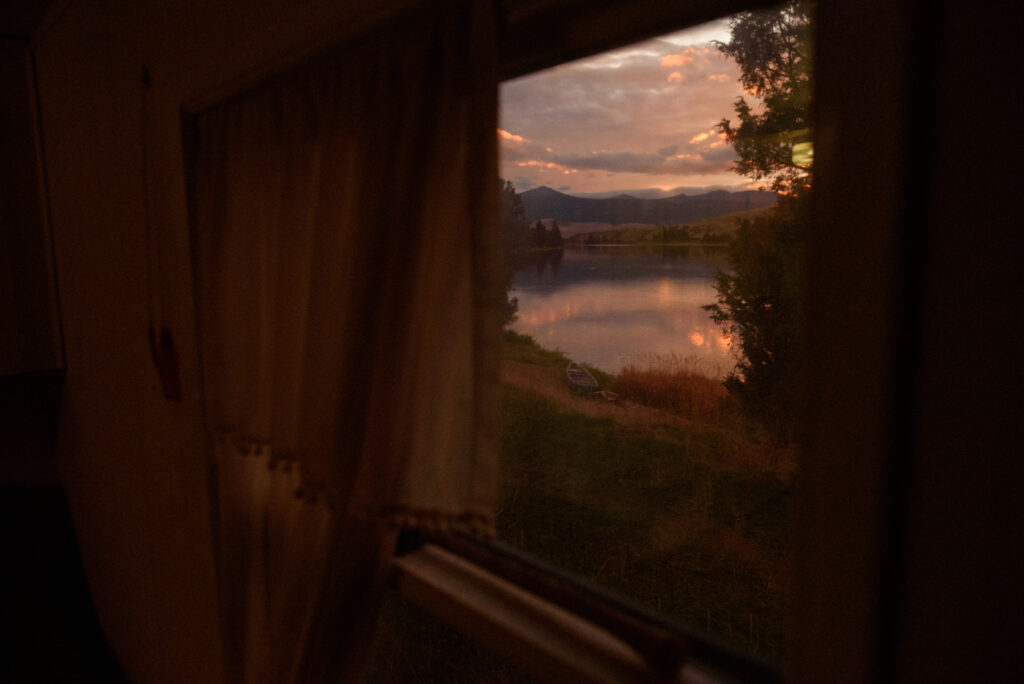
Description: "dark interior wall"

(33, 5), (223, 676)
(1, 484), (127, 683)
(893, 3), (1024, 680)
(793, 0), (917, 678)
(0, 38), (61, 378)
(0, 41), (62, 482)
(796, 1), (1024, 681)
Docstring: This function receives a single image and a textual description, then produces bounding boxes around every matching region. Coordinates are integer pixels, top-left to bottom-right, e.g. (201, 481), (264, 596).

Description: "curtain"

(191, 2), (500, 680)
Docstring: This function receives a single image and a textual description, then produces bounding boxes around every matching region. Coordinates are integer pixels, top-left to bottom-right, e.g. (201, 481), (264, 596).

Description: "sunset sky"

(499, 18), (762, 197)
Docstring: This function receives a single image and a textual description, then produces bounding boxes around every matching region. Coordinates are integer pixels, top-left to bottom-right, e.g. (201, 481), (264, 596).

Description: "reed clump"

(613, 353), (728, 421)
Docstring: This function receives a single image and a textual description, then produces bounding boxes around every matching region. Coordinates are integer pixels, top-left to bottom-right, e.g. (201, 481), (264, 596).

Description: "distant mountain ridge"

(520, 185), (779, 225)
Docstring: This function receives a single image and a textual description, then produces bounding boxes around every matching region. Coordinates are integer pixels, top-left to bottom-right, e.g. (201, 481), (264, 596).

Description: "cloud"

(660, 54), (693, 67)
(689, 131), (711, 144)
(707, 74), (730, 83)
(547, 146), (735, 176)
(550, 151), (663, 173)
(516, 159), (567, 170)
(499, 23), (751, 192)
(497, 128), (528, 143)
(659, 47), (712, 68)
(569, 182), (754, 198)
(699, 145), (737, 163)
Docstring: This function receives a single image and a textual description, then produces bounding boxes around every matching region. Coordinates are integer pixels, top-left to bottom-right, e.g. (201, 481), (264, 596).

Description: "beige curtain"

(191, 2), (500, 680)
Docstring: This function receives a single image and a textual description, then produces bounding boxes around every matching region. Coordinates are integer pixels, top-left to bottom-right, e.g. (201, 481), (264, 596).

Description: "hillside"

(521, 185), (778, 225)
(566, 204), (777, 245)
(529, 220), (649, 238)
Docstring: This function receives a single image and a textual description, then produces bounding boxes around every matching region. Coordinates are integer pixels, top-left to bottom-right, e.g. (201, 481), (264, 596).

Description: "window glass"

(497, 3), (810, 663)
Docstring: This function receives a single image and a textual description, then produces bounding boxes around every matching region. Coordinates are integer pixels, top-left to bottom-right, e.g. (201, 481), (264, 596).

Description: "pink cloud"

(497, 128), (528, 143)
(660, 54), (693, 68)
(667, 72), (683, 83)
(516, 160), (567, 170)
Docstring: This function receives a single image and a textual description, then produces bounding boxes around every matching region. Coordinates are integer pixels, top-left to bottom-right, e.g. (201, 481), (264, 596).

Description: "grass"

(497, 332), (795, 663)
(503, 328), (616, 388)
(613, 352), (729, 421)
(365, 331), (795, 678)
(501, 329), (568, 368)
(497, 384), (793, 662)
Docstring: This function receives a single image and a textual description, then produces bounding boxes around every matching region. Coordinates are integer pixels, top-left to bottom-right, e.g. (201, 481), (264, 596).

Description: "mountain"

(520, 185), (779, 225)
(568, 184), (752, 199)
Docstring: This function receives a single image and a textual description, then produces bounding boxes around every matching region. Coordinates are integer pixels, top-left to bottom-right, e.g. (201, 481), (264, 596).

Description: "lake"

(508, 245), (737, 375)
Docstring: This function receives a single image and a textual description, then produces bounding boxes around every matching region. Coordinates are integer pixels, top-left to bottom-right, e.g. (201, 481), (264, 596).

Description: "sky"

(499, 18), (762, 197)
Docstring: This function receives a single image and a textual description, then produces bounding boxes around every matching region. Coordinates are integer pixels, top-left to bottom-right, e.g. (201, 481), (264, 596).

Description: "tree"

(705, 1), (811, 439)
(549, 220), (564, 247)
(532, 220), (548, 248)
(499, 178), (532, 323)
(705, 200), (805, 436)
(715, 1), (812, 196)
(499, 177), (532, 255)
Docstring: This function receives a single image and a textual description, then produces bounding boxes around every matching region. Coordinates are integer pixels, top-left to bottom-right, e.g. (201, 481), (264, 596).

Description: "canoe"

(566, 361), (599, 394)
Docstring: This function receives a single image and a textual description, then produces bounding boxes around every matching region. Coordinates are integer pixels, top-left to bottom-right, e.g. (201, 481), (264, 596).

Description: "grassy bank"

(365, 332), (795, 679)
(497, 332), (794, 663)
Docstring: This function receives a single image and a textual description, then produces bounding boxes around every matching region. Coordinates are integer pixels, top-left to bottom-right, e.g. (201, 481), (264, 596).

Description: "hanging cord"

(140, 66), (182, 401)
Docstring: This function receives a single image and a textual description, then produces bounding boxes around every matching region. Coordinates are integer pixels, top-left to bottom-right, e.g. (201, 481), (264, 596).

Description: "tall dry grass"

(612, 353), (729, 421)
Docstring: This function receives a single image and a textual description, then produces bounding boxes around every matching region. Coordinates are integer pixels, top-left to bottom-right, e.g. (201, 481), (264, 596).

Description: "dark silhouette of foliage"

(660, 225), (693, 243)
(548, 220), (565, 248)
(706, 1), (811, 439)
(532, 220), (548, 248)
(528, 219), (565, 248)
(498, 179), (568, 323)
(499, 178), (532, 323)
(500, 177), (532, 255)
(704, 199), (805, 439)
(715, 1), (812, 196)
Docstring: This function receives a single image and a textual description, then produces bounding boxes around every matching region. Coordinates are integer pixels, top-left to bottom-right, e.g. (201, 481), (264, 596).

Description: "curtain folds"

(191, 2), (499, 680)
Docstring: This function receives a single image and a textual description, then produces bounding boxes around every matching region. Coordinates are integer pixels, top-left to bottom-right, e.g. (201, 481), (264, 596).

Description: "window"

(371, 3), (811, 681)
(494, 7), (807, 666)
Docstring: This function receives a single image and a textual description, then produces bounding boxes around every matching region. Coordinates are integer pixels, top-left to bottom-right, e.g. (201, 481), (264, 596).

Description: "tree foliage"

(715, 1), (812, 196)
(500, 177), (532, 255)
(498, 179), (566, 324)
(706, 1), (811, 439)
(704, 200), (804, 437)
(531, 219), (565, 248)
(499, 178), (532, 323)
(548, 220), (564, 248)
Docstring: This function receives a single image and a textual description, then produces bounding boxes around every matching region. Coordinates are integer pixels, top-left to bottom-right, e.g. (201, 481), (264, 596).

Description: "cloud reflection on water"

(509, 249), (735, 374)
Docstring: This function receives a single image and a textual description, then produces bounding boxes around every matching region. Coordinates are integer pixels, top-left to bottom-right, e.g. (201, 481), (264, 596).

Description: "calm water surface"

(509, 245), (736, 374)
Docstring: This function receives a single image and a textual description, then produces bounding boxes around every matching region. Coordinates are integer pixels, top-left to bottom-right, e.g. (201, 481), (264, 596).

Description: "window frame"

(389, 0), (929, 680)
(387, 2), (805, 681)
(176, 0), (928, 679)
(393, 530), (782, 682)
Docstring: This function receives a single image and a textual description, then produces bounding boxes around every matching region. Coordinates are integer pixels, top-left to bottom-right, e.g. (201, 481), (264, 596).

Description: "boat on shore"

(566, 361), (599, 395)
